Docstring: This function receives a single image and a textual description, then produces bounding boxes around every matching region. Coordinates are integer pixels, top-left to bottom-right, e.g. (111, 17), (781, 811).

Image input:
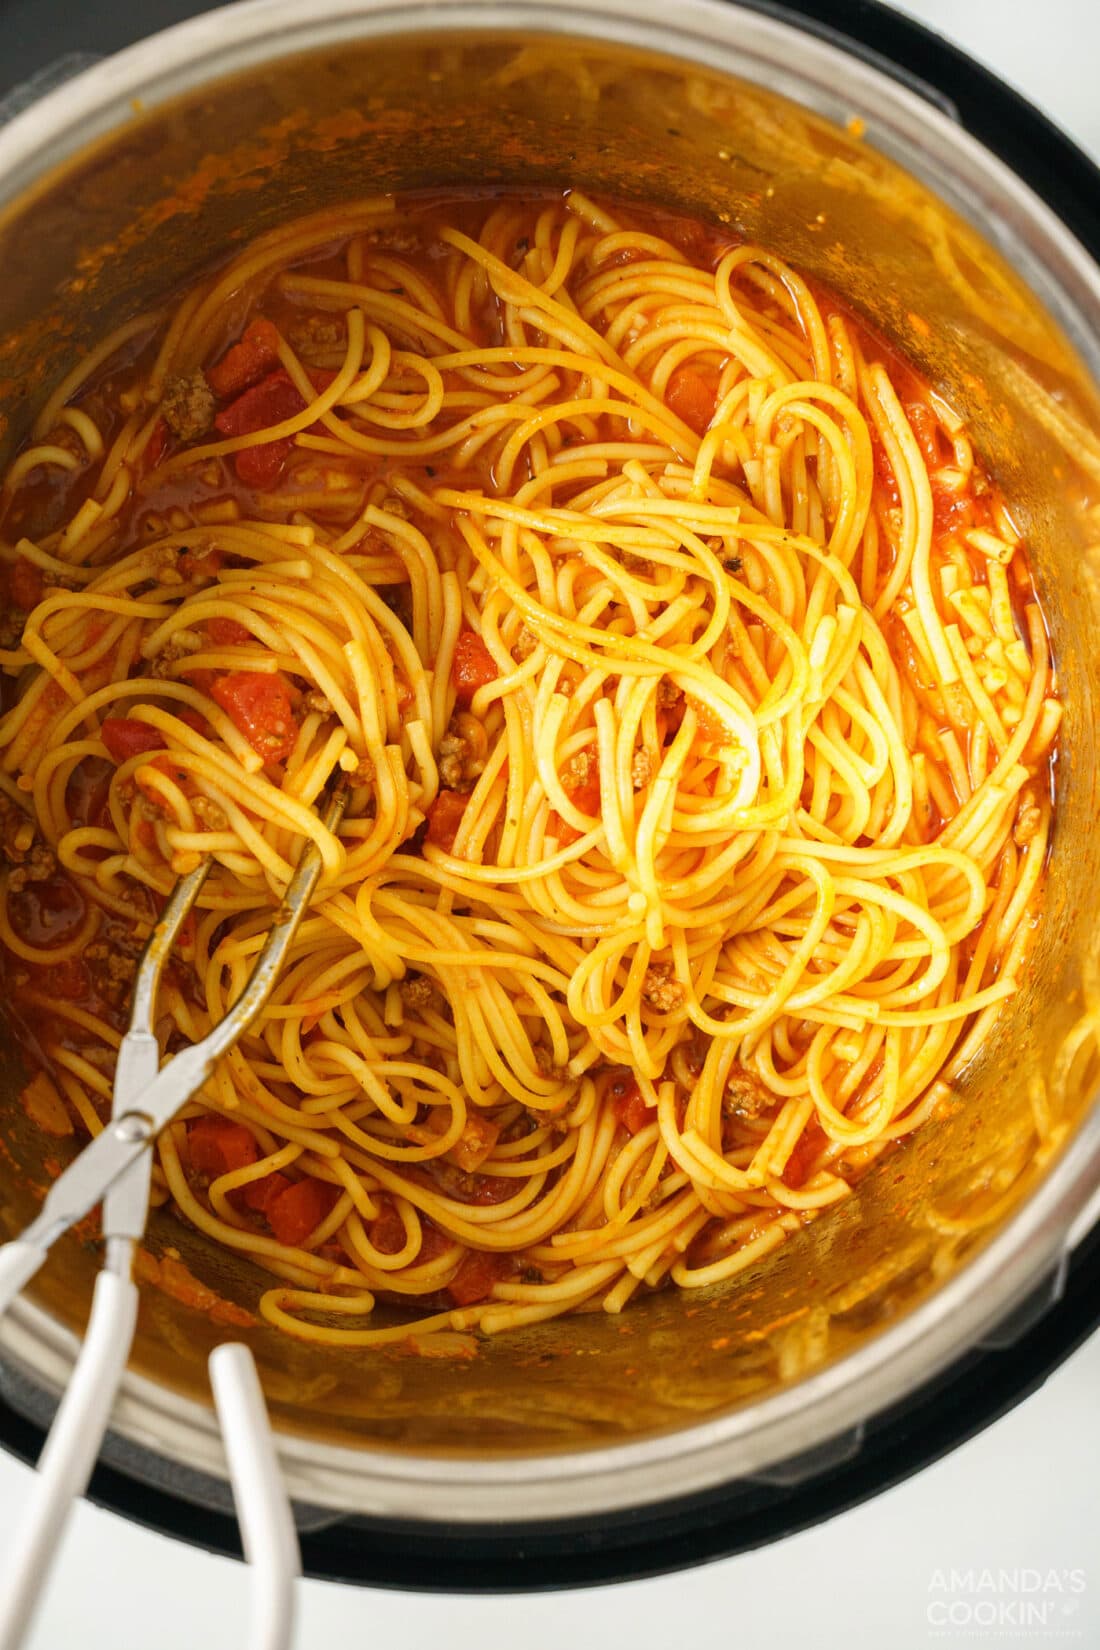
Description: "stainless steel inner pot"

(0, 0), (1098, 1528)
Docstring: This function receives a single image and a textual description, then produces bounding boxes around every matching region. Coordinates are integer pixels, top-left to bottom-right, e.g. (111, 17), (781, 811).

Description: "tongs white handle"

(0, 1334), (299, 1650)
(0, 1242), (49, 1319)
(212, 1345), (301, 1650)
(0, 1268), (138, 1650)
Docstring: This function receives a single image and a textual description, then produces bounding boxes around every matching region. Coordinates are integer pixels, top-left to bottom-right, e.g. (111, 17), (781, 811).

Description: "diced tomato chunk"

(666, 365), (718, 435)
(8, 557), (43, 610)
(783, 1122), (828, 1189)
(214, 368), (305, 489)
(206, 615), (252, 646)
(237, 1170), (292, 1214)
(234, 440), (294, 489)
(101, 716), (165, 763)
(368, 1196), (408, 1255)
(213, 372), (304, 440)
(451, 630), (498, 704)
(207, 319), (282, 400)
(415, 1222), (454, 1264)
(176, 708), (211, 736)
(425, 788), (469, 852)
(265, 1178), (339, 1247)
(210, 670), (297, 762)
(450, 1113), (500, 1173)
(447, 1250), (513, 1307)
(187, 1116), (260, 1177)
(608, 1070), (651, 1135)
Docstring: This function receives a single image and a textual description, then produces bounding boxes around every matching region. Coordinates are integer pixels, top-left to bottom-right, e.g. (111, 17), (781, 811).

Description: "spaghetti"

(0, 190), (1060, 1346)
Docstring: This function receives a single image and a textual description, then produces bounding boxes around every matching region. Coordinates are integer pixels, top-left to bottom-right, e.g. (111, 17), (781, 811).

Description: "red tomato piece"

(447, 1250), (513, 1307)
(210, 671), (297, 762)
(207, 318), (282, 400)
(187, 1116), (260, 1178)
(8, 557), (43, 610)
(666, 366), (719, 435)
(266, 1178), (339, 1248)
(608, 1071), (651, 1135)
(415, 1222), (454, 1264)
(233, 439), (294, 489)
(101, 716), (165, 763)
(451, 630), (498, 704)
(368, 1196), (408, 1255)
(214, 369), (305, 489)
(425, 789), (469, 852)
(214, 370), (304, 439)
(176, 708), (211, 736)
(206, 615), (252, 646)
(237, 1170), (292, 1214)
(783, 1123), (827, 1189)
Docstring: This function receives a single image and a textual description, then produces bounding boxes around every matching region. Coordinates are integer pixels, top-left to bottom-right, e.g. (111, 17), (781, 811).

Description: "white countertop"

(1, 2), (1098, 1645)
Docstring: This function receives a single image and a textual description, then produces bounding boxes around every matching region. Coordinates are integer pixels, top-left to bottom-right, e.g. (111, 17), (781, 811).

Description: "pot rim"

(0, 0), (1099, 1524)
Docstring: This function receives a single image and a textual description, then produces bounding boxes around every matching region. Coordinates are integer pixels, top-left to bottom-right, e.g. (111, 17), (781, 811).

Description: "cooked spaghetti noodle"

(0, 190), (1060, 1345)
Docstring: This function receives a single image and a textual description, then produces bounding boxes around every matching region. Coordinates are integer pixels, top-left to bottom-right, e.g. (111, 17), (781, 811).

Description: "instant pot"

(0, 0), (1098, 1591)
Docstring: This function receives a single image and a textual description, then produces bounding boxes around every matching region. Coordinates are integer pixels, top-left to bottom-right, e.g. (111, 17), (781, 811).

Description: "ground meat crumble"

(641, 961), (687, 1014)
(631, 750), (654, 788)
(438, 719), (486, 791)
(399, 974), (436, 1010)
(161, 371), (216, 442)
(723, 1066), (774, 1119)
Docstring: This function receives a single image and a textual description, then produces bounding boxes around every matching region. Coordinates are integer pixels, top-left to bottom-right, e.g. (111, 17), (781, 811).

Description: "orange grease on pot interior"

(135, 1246), (256, 1329)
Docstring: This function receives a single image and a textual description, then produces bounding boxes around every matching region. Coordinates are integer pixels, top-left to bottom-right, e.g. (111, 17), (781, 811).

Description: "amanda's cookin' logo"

(927, 1569), (1088, 1637)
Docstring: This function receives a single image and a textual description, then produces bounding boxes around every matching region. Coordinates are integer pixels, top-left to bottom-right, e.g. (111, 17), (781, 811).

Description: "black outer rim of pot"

(0, 0), (1098, 1592)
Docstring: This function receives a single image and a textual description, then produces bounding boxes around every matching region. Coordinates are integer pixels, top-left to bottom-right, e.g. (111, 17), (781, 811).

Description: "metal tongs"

(0, 788), (346, 1650)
